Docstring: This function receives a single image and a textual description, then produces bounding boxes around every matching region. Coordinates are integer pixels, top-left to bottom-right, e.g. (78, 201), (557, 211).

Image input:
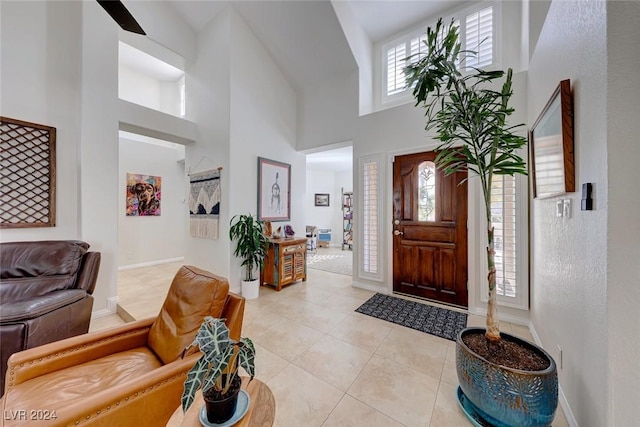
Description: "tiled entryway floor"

(91, 262), (569, 427)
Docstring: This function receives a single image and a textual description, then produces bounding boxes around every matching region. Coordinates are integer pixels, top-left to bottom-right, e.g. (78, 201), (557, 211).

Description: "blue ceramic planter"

(456, 327), (558, 427)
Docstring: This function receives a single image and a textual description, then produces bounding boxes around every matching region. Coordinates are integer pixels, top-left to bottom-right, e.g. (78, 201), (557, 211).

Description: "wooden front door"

(393, 151), (468, 307)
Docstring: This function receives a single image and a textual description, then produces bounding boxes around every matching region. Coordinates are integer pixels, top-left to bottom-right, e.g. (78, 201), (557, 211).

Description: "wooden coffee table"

(166, 377), (275, 427)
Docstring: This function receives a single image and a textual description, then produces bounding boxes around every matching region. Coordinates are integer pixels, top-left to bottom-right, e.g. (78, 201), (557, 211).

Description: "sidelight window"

(359, 154), (383, 281)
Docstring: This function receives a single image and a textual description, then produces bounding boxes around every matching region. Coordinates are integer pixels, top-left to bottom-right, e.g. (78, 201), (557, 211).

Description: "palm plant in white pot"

(405, 18), (558, 427)
(229, 214), (269, 299)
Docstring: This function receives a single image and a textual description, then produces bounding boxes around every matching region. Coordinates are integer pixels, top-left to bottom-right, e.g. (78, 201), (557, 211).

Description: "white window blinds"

(491, 175), (517, 298)
(465, 6), (493, 69)
(383, 5), (495, 98)
(386, 42), (406, 96)
(361, 158), (380, 276)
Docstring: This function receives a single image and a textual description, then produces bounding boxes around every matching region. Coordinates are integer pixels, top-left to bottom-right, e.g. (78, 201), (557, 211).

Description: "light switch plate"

(563, 199), (572, 218)
(556, 200), (564, 217)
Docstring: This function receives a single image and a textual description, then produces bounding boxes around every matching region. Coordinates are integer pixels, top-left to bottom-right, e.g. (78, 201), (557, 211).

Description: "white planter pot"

(241, 279), (260, 300)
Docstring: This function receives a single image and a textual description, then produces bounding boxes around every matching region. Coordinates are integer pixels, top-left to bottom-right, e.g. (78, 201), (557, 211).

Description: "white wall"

(118, 65), (161, 111)
(79, 0), (121, 313)
(182, 7), (304, 293)
(118, 65), (183, 118)
(297, 72), (359, 151)
(183, 7), (232, 279)
(0, 0), (119, 314)
(229, 9), (305, 290)
(1, 0), (198, 315)
(125, 0), (196, 62)
(0, 0), (82, 241)
(606, 2), (640, 425)
(118, 137), (185, 266)
(331, 0), (373, 116)
(527, 1), (608, 426)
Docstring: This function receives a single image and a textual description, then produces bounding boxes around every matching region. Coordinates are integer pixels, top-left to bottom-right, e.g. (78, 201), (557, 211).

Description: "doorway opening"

(305, 146), (353, 276)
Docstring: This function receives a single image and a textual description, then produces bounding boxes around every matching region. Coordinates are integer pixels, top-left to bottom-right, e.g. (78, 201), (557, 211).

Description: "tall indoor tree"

(405, 19), (527, 341)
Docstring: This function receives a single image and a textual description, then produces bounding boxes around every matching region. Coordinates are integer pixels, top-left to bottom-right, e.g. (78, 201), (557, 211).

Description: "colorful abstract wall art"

(126, 173), (161, 216)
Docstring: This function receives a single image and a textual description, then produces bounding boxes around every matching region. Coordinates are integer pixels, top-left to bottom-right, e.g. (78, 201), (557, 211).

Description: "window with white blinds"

(491, 175), (517, 298)
(386, 43), (406, 96)
(382, 3), (496, 100)
(465, 6), (493, 69)
(359, 155), (383, 280)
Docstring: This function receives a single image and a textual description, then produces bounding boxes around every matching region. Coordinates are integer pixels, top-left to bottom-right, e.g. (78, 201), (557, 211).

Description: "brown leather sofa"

(1, 265), (244, 427)
(0, 240), (101, 396)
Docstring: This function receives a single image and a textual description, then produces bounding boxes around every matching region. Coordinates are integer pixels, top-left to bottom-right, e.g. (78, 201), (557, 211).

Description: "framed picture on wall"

(314, 193), (330, 207)
(126, 173), (161, 216)
(258, 157), (290, 221)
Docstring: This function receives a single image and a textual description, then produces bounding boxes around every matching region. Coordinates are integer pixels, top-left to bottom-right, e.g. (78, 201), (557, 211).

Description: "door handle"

(394, 230), (404, 236)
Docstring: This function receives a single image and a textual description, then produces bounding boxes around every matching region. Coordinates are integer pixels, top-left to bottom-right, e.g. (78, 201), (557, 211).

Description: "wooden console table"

(166, 377), (275, 427)
(261, 237), (307, 291)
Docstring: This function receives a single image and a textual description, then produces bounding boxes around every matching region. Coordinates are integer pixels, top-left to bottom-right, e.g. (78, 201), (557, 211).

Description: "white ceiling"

(347, 0), (470, 42)
(168, 1), (470, 43)
(165, 1), (471, 90)
(128, 1), (472, 169)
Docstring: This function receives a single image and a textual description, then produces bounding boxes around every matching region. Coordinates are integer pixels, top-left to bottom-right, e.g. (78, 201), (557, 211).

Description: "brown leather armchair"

(0, 240), (101, 396)
(1, 265), (245, 427)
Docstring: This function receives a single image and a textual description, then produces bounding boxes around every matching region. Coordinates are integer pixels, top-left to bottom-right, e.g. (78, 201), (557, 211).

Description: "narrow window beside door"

(360, 155), (384, 281)
(491, 175), (517, 298)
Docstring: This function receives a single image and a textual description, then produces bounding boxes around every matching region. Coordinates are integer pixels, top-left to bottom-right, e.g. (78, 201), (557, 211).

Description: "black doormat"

(355, 293), (468, 341)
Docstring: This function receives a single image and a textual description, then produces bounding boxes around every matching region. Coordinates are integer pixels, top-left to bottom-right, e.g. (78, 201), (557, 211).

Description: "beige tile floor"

(91, 262), (569, 427)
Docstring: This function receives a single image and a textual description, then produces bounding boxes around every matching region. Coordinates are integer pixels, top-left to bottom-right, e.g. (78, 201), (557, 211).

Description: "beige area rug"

(306, 247), (353, 276)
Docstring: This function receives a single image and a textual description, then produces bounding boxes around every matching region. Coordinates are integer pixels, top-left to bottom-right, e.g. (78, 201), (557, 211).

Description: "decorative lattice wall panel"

(1, 117), (56, 228)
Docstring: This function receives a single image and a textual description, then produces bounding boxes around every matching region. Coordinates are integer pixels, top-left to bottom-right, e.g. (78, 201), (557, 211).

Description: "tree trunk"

(486, 225), (501, 341)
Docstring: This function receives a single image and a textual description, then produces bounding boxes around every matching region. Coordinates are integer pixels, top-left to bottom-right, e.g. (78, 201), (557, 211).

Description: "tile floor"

(91, 262), (569, 427)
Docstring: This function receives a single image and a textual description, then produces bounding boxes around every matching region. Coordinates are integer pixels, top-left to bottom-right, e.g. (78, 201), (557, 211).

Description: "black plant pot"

(203, 374), (242, 424)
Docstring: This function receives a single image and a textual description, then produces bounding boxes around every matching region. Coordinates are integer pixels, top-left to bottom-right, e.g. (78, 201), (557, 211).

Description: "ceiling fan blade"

(96, 0), (146, 35)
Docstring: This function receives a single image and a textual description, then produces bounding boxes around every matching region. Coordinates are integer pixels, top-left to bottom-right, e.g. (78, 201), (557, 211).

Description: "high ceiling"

(166, 0), (470, 90)
(168, 1), (468, 43)
(159, 1), (471, 168)
(347, 0), (469, 42)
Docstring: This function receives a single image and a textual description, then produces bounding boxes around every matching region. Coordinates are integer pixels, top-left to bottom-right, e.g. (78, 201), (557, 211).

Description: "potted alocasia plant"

(229, 214), (269, 299)
(405, 18), (558, 427)
(181, 316), (255, 424)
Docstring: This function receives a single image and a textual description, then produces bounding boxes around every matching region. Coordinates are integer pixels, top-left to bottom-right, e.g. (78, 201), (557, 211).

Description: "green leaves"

(237, 338), (256, 380)
(229, 214), (270, 281)
(406, 17), (528, 340)
(182, 356), (208, 412)
(405, 17), (527, 218)
(181, 317), (256, 413)
(196, 317), (231, 363)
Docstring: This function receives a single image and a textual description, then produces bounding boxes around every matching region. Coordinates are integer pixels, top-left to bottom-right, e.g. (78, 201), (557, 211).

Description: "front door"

(392, 151), (468, 307)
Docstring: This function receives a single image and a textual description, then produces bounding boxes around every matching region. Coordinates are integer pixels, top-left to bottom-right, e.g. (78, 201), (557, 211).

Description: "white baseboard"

(118, 257), (184, 271)
(467, 306), (529, 327)
(529, 323), (578, 427)
(91, 296), (119, 319)
(352, 280), (387, 294)
(91, 308), (113, 319)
